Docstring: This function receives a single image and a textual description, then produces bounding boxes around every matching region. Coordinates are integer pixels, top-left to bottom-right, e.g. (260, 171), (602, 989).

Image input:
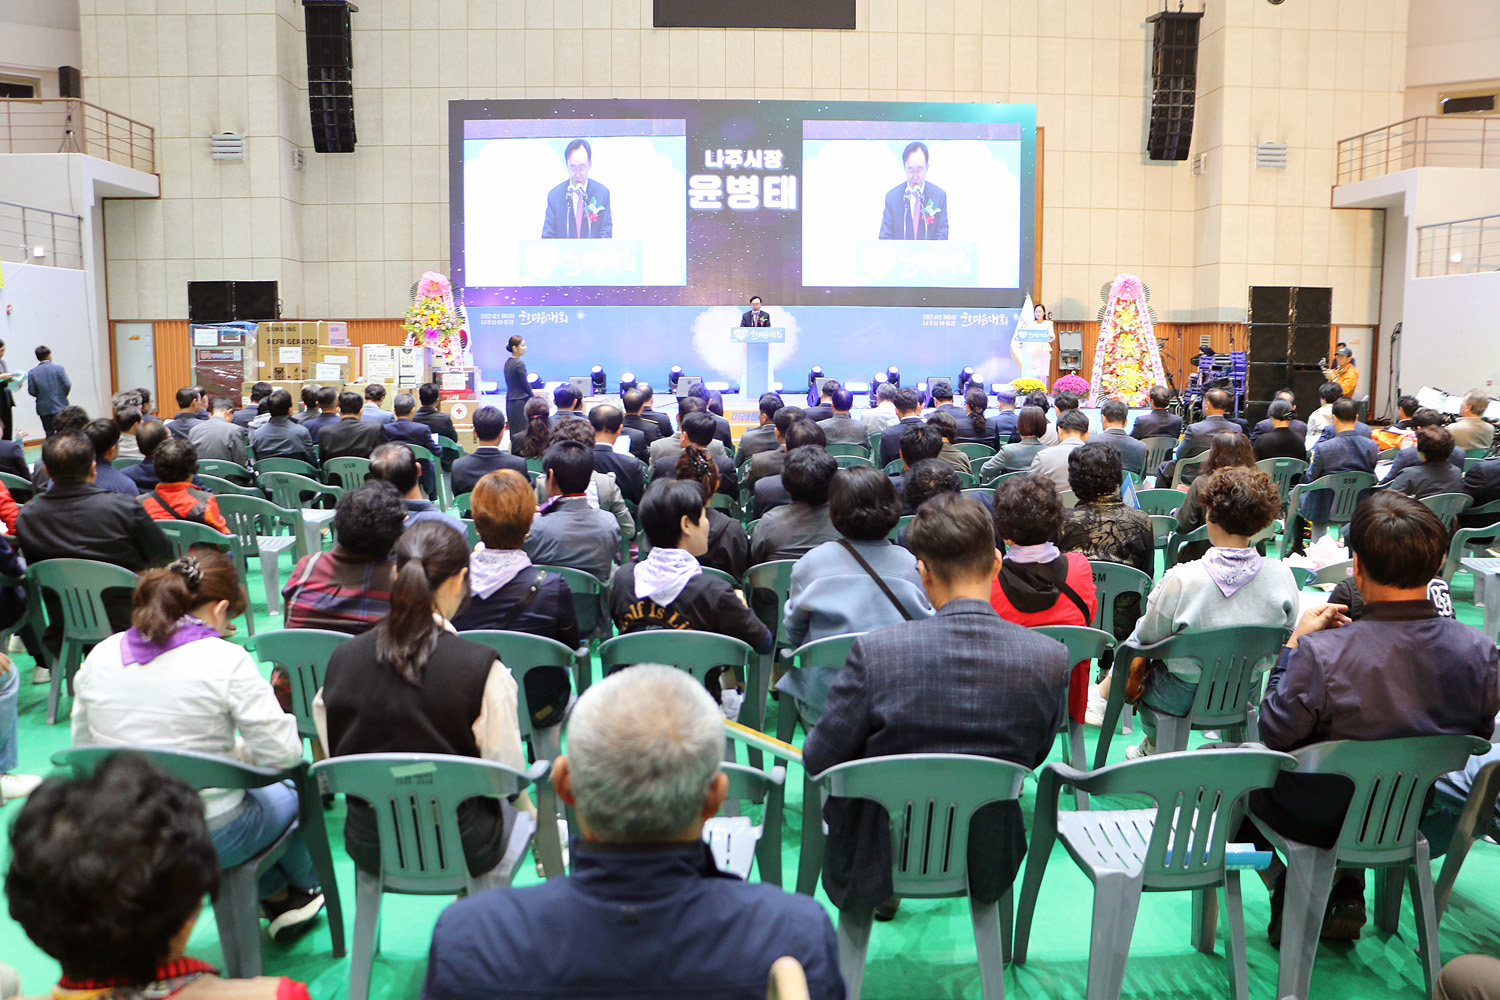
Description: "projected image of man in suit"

(879, 141), (949, 241)
(542, 138), (613, 239)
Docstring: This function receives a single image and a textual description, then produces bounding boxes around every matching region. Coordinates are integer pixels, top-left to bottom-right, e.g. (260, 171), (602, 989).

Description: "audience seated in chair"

(752, 417), (824, 519)
(533, 419), (637, 540)
(951, 385), (1001, 449)
(250, 389), (316, 466)
(1303, 381), (1346, 451)
(412, 382), (459, 470)
(7, 753), (316, 998)
(1173, 431), (1258, 562)
(423, 665), (843, 1000)
(317, 522), (529, 882)
(1448, 390), (1495, 454)
(72, 551), (326, 939)
(1294, 397), (1377, 548)
(1027, 410), (1090, 493)
(1129, 384), (1183, 442)
(640, 447), (750, 580)
(803, 493), (1070, 920)
(188, 396), (250, 466)
(165, 386), (207, 441)
(1461, 451), (1500, 528)
(451, 405), (526, 497)
(1058, 441), (1154, 639)
(816, 388), (870, 446)
(925, 411), (973, 476)
(358, 383), (393, 426)
(1253, 399), (1309, 464)
(1161, 387), (1242, 486)
(877, 388), (925, 468)
(316, 391), (387, 470)
(1241, 490), (1499, 944)
(1383, 406), (1466, 485)
(1119, 467), (1298, 759)
(523, 439), (621, 580)
(1090, 399), (1149, 477)
(1384, 426), (1465, 499)
(84, 418), (144, 496)
(653, 412), (737, 499)
(381, 392), (438, 496)
(282, 482), (404, 634)
(0, 562), (39, 802)
(979, 405), (1048, 480)
(863, 381), (900, 434)
(113, 403), (145, 462)
(589, 404), (646, 504)
(988, 475), (1098, 725)
(368, 442), (465, 538)
(139, 439), (228, 533)
(738, 392), (785, 462)
(301, 387), (340, 444)
(900, 458), (962, 527)
(610, 479), (772, 660)
(750, 446), (841, 564)
(747, 405), (807, 488)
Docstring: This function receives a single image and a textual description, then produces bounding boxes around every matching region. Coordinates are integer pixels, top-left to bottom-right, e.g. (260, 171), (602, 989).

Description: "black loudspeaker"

(58, 66), (82, 99)
(1244, 401), (1272, 426)
(1247, 363), (1290, 401)
(1292, 325), (1330, 366)
(303, 2), (356, 154)
(1246, 325), (1290, 364)
(187, 281), (279, 324)
(1145, 11), (1204, 161)
(1295, 286), (1332, 325)
(1290, 369), (1327, 420)
(1249, 285), (1292, 324)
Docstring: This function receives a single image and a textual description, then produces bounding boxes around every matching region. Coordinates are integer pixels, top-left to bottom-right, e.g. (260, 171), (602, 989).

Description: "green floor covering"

(0, 555), (1496, 1000)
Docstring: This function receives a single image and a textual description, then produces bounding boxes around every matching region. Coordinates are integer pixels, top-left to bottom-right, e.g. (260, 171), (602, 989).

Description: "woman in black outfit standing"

(503, 335), (532, 438)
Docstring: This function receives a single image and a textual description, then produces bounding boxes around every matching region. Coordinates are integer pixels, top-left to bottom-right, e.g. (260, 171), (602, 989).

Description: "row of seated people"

(6, 458), (1499, 998)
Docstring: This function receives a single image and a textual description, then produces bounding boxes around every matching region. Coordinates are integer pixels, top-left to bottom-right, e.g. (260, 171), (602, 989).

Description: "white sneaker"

(0, 773), (42, 803)
(30, 666), (48, 685)
(1124, 740), (1155, 760)
(1201, 730), (1221, 742)
(6, 636), (21, 655)
(1083, 685), (1107, 728)
(720, 687), (744, 722)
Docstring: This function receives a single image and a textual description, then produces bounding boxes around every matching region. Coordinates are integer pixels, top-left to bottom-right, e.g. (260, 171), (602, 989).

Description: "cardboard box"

(395, 346), (432, 388)
(311, 346), (360, 382)
(434, 366), (479, 399)
(257, 321), (326, 380)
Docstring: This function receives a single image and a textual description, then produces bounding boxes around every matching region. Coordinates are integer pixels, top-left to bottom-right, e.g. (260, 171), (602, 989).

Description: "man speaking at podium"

(741, 295), (771, 328)
(542, 138), (612, 239)
(879, 141), (948, 241)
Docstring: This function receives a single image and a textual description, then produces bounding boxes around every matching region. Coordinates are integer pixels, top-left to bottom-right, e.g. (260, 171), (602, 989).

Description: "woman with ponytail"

(511, 396), (553, 459)
(71, 549), (327, 941)
(319, 522), (527, 882)
(956, 384), (1001, 449)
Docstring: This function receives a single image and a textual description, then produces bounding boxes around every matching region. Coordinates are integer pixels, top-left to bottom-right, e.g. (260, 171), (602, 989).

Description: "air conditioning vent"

(211, 132), (246, 161)
(1255, 141), (1288, 169)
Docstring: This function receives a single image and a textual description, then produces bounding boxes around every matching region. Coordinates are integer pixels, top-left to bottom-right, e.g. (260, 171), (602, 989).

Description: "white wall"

(1401, 271), (1500, 396)
(0, 261), (94, 440)
(0, 0), (81, 98)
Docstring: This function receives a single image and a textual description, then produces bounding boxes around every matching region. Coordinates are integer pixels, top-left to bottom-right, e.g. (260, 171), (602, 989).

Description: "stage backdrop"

(449, 99), (1036, 390)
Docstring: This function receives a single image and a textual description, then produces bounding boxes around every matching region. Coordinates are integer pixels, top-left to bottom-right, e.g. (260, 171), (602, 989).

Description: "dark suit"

(1253, 427), (1308, 464)
(751, 475), (793, 520)
(747, 449), (785, 488)
(414, 407), (459, 470)
(1461, 458), (1500, 528)
(1130, 409), (1182, 442)
(1252, 417), (1308, 442)
(618, 425), (648, 463)
(708, 413), (733, 450)
(316, 417), (386, 464)
(451, 447), (528, 498)
(1314, 420), (1372, 445)
(622, 412), (663, 452)
(803, 599), (1070, 910)
(1094, 427), (1149, 477)
(1162, 414), (1243, 484)
(741, 309), (771, 327)
(737, 425), (779, 462)
(995, 409), (1019, 444)
(879, 182), (949, 241)
(878, 416), (924, 468)
(541, 178), (612, 239)
(803, 404), (834, 424)
(232, 407), (257, 428)
(653, 451), (736, 499)
(640, 407), (674, 438)
(384, 418), (438, 496)
(594, 444), (645, 504)
(0, 440), (29, 480)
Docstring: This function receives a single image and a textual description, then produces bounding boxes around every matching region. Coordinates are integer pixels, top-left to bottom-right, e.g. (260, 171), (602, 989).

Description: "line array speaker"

(1145, 11), (1204, 161)
(303, 1), (356, 154)
(187, 281), (279, 324)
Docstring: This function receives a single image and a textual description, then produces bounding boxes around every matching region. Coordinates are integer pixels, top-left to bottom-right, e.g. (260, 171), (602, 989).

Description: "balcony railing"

(0, 98), (155, 173)
(1336, 116), (1500, 184)
(0, 199), (84, 270)
(1416, 214), (1500, 277)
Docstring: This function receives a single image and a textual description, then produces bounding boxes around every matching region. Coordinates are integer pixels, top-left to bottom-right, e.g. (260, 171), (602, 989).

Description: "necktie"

(909, 187), (920, 238)
(572, 186), (584, 237)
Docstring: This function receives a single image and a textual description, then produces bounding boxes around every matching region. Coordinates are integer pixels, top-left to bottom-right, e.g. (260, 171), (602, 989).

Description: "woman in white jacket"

(71, 550), (326, 942)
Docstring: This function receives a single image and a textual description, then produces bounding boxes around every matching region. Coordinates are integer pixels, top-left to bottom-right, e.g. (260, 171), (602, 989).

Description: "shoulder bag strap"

(837, 539), (913, 621)
(1055, 575), (1093, 624)
(491, 569), (547, 630)
(149, 490), (189, 521)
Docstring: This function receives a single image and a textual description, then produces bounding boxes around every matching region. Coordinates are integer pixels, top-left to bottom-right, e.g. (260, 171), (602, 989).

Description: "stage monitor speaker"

(1246, 324), (1290, 364)
(1293, 286), (1332, 325)
(1145, 11), (1203, 161)
(303, 2), (356, 153)
(58, 66), (82, 99)
(1290, 369), (1326, 420)
(1248, 286), (1292, 325)
(187, 280), (279, 324)
(1292, 325), (1331, 366)
(1246, 363), (1290, 401)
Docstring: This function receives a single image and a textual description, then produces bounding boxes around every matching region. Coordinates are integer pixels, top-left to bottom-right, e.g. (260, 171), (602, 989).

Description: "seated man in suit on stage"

(452, 405), (527, 497)
(816, 388), (870, 446)
(413, 382), (458, 469)
(1092, 399), (1149, 478)
(749, 446), (841, 564)
(740, 294), (771, 328)
(1160, 388), (1242, 486)
(878, 388), (926, 468)
(1130, 384), (1183, 442)
(1251, 389), (1307, 442)
(738, 393), (784, 462)
(541, 138), (611, 239)
(589, 404), (645, 505)
(747, 406), (807, 488)
(652, 412), (736, 500)
(803, 493), (1069, 920)
(878, 141), (949, 241)
(317, 391), (387, 472)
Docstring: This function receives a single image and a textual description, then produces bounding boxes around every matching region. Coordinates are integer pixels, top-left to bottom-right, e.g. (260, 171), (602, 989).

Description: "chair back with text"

(322, 456), (370, 489)
(254, 457), (320, 478)
(1134, 488), (1184, 517)
(1087, 561), (1152, 638)
(598, 631), (754, 688)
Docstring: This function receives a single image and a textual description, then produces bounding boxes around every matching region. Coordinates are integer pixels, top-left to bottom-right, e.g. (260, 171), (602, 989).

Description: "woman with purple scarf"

(1123, 466), (1301, 759)
(70, 550), (326, 941)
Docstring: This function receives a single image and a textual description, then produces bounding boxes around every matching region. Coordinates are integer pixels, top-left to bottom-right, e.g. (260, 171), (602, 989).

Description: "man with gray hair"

(187, 396), (249, 465)
(863, 380), (900, 433)
(423, 665), (844, 1000)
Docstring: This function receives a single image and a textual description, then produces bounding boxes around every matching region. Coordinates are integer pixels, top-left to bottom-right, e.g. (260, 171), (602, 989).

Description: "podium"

(731, 325), (786, 399)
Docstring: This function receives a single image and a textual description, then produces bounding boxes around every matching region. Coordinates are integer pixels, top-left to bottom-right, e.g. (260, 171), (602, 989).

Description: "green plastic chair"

(404, 443), (450, 507)
(1140, 435), (1179, 480)
(260, 470), (342, 510)
(53, 745), (345, 979)
(456, 630), (582, 761)
(28, 559), (138, 724)
(773, 633), (864, 896)
(1306, 558), (1354, 588)
(1134, 488), (1185, 517)
(1095, 625), (1290, 765)
(531, 563), (610, 652)
(956, 471), (979, 488)
(1088, 561), (1154, 736)
(1419, 491), (1474, 530)
(1441, 521), (1500, 588)
(200, 474), (262, 498)
(452, 491), (471, 515)
(1280, 471), (1377, 555)
(1168, 519), (1281, 570)
(310, 753), (554, 1000)
(955, 442), (997, 461)
(1033, 625), (1116, 810)
(700, 566), (739, 588)
(1376, 447), (1402, 463)
(1254, 735), (1490, 1000)
(155, 520), (254, 636)
(825, 443), (870, 458)
(198, 458), (253, 482)
(885, 514), (915, 540)
(1287, 566), (1314, 590)
(809, 753), (1033, 1000)
(1467, 456), (1487, 472)
(1256, 457), (1309, 512)
(0, 471), (33, 502)
(1148, 514), (1175, 557)
(110, 456), (143, 470)
(1013, 747), (1297, 1000)
(708, 492), (739, 517)
(834, 454), (874, 469)
(1168, 454), (1207, 491)
(254, 457), (321, 479)
(706, 762), (787, 887)
(961, 487), (990, 502)
(525, 456), (544, 476)
(986, 470), (1031, 488)
(1433, 759), (1500, 920)
(598, 630), (755, 695)
(322, 456), (370, 489)
(247, 629), (352, 745)
(1058, 488), (1078, 509)
(216, 494), (305, 610)
(866, 430), (883, 455)
(882, 458), (904, 475)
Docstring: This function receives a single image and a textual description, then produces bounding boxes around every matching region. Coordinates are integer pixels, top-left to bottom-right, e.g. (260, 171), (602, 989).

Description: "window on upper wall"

(0, 76), (38, 99)
(1438, 89), (1498, 115)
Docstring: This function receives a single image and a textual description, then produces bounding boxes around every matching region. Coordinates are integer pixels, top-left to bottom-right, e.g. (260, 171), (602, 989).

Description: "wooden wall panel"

(1050, 321), (1247, 399)
(151, 320), (192, 414)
